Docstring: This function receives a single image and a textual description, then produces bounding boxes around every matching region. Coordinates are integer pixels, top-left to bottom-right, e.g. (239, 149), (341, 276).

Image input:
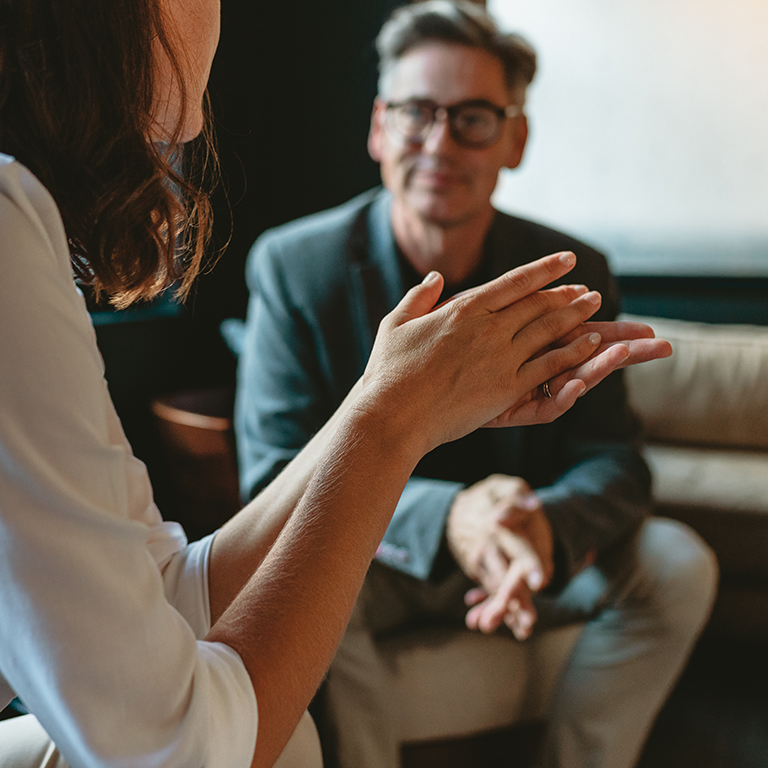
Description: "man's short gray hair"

(376, 0), (536, 104)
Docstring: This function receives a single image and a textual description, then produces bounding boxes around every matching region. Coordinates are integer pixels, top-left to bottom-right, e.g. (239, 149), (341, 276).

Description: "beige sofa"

(623, 314), (768, 639)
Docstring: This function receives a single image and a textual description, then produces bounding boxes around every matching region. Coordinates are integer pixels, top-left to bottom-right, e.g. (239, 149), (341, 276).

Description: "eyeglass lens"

(387, 100), (506, 148)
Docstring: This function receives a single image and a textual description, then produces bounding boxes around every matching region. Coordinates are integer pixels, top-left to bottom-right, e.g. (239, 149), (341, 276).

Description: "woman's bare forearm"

(207, 402), (420, 768)
(208, 379), (364, 624)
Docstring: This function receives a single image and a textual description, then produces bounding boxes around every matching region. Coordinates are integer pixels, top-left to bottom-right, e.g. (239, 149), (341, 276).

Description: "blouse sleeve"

(0, 157), (257, 768)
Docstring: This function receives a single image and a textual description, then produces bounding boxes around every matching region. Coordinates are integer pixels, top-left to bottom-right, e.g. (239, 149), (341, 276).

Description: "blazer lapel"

(346, 189), (403, 367)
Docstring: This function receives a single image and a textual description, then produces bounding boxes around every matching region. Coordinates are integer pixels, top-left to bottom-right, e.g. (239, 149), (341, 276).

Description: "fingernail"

(422, 271), (440, 284)
(528, 570), (543, 590)
(589, 332), (601, 345)
(576, 382), (588, 398)
(521, 493), (539, 511)
(559, 252), (576, 267)
(585, 291), (601, 305)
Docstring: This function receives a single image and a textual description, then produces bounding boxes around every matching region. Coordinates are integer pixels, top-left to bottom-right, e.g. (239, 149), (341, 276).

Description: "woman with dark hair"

(0, 1), (670, 767)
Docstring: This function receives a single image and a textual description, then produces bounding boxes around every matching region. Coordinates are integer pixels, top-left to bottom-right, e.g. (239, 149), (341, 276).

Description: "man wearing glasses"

(235, 2), (716, 767)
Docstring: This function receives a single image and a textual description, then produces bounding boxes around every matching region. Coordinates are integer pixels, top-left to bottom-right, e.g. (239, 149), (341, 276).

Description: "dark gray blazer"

(235, 188), (651, 582)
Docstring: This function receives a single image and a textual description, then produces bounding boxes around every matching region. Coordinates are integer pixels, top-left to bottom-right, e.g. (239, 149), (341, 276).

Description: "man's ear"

(504, 114), (529, 170)
(368, 99), (385, 162)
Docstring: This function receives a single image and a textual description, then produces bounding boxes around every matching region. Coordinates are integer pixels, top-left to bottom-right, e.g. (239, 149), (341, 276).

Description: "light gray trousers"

(0, 710), (323, 768)
(324, 517), (718, 768)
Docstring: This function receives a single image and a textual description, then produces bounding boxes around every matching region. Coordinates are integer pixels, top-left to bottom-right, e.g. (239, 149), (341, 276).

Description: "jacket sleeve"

(536, 260), (652, 583)
(537, 370), (652, 584)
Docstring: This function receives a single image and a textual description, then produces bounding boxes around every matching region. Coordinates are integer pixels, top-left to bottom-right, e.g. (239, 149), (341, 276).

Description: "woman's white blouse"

(0, 154), (257, 768)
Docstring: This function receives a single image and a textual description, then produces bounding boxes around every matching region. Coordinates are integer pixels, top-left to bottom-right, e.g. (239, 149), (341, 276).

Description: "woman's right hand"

(357, 251), (609, 459)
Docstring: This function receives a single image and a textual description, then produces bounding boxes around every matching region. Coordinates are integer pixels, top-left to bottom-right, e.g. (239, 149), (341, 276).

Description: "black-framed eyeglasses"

(383, 98), (522, 149)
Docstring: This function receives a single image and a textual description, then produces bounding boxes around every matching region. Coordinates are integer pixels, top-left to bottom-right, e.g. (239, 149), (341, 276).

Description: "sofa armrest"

(621, 314), (768, 450)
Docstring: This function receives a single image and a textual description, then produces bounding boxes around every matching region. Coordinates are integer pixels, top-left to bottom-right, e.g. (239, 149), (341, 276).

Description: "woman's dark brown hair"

(0, 0), (216, 307)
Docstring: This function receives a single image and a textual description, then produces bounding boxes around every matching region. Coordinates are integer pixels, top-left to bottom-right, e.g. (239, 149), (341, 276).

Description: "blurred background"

(489, 0), (768, 278)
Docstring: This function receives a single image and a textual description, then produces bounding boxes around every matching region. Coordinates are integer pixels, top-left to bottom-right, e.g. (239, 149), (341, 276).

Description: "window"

(490, 0), (768, 277)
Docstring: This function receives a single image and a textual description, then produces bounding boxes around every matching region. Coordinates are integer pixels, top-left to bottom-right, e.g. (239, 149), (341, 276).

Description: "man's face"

(369, 42), (527, 228)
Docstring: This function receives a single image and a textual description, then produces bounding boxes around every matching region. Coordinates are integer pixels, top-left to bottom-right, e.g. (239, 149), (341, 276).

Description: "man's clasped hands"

(364, 249), (671, 641)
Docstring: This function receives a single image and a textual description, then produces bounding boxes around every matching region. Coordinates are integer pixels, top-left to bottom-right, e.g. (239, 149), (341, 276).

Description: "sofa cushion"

(644, 444), (768, 515)
(645, 445), (768, 587)
(621, 315), (768, 450)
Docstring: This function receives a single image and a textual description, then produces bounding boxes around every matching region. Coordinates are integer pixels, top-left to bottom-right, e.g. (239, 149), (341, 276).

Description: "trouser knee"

(630, 517), (718, 635)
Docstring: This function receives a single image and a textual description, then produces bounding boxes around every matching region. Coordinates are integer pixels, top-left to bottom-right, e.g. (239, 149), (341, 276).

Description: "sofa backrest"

(621, 314), (768, 451)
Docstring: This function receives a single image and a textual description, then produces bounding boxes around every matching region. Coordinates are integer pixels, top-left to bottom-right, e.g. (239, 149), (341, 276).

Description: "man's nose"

(421, 107), (455, 154)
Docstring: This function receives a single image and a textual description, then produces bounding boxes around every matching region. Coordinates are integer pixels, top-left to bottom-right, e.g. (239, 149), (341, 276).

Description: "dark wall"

(192, 0), (403, 329)
(618, 276), (768, 326)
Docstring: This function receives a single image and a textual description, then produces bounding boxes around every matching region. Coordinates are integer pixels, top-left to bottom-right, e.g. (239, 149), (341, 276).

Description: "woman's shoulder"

(1, 153), (60, 220)
(0, 154), (71, 272)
